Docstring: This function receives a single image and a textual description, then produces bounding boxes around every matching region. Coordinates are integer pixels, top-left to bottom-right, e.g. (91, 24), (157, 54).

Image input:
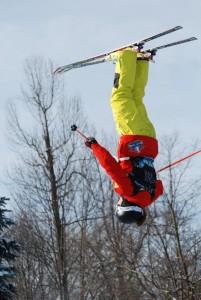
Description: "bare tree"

(7, 57), (93, 300)
(132, 134), (201, 300)
(6, 57), (201, 300)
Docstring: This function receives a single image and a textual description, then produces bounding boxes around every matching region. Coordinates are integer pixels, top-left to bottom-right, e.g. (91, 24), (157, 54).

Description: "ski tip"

(53, 66), (71, 74)
(53, 67), (61, 75)
(175, 25), (183, 30)
(190, 37), (198, 41)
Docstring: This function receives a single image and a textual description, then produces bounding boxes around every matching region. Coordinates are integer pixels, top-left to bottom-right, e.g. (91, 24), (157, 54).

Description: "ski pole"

(71, 125), (87, 139)
(157, 149), (201, 173)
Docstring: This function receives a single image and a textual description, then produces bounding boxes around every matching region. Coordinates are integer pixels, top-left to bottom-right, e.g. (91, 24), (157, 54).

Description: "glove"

(85, 137), (97, 148)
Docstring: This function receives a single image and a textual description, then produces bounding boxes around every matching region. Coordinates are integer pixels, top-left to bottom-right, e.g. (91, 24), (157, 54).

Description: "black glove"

(85, 137), (97, 148)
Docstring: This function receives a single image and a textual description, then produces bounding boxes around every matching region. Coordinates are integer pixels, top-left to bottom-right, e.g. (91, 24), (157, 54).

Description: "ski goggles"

(116, 205), (144, 215)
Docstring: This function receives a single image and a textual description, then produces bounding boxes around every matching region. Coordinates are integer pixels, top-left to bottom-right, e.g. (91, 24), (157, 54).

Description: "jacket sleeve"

(123, 179), (164, 208)
(91, 143), (134, 195)
(151, 179), (164, 203)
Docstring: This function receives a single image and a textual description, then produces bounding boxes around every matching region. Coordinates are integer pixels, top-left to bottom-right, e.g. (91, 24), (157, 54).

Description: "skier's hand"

(85, 137), (97, 148)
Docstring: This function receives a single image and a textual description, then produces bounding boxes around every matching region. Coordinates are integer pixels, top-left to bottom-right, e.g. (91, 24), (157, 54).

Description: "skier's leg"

(110, 49), (138, 136)
(131, 60), (156, 138)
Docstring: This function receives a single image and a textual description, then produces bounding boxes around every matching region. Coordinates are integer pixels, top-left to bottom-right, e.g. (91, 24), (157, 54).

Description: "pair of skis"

(53, 26), (197, 74)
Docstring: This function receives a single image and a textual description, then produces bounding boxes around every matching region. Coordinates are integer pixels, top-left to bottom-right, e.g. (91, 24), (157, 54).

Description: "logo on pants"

(128, 140), (144, 153)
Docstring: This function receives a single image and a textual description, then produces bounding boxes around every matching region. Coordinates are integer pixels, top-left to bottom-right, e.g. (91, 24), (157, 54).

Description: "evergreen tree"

(0, 197), (20, 300)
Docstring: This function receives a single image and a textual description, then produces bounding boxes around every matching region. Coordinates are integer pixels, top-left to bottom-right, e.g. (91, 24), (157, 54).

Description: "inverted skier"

(85, 48), (164, 226)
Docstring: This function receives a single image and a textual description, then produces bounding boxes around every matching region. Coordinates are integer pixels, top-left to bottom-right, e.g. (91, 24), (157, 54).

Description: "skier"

(85, 48), (164, 226)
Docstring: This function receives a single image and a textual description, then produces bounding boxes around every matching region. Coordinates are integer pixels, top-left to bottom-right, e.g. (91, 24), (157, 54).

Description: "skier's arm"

(88, 142), (134, 195)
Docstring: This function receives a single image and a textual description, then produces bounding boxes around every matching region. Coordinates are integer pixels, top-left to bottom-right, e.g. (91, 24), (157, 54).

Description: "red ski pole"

(71, 125), (87, 139)
(157, 149), (201, 173)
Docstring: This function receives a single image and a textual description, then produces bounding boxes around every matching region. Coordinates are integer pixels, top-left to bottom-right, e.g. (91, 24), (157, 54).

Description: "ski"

(55, 37), (197, 70)
(53, 25), (183, 74)
(143, 36), (197, 55)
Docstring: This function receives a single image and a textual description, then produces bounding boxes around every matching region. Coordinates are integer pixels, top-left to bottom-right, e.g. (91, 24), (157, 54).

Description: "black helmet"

(116, 205), (144, 224)
(115, 198), (145, 225)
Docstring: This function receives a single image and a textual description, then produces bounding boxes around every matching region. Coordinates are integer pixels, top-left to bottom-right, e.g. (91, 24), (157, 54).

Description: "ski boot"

(105, 46), (139, 63)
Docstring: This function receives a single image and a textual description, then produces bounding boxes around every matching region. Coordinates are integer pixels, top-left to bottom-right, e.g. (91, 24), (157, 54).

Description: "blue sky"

(0, 0), (201, 196)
